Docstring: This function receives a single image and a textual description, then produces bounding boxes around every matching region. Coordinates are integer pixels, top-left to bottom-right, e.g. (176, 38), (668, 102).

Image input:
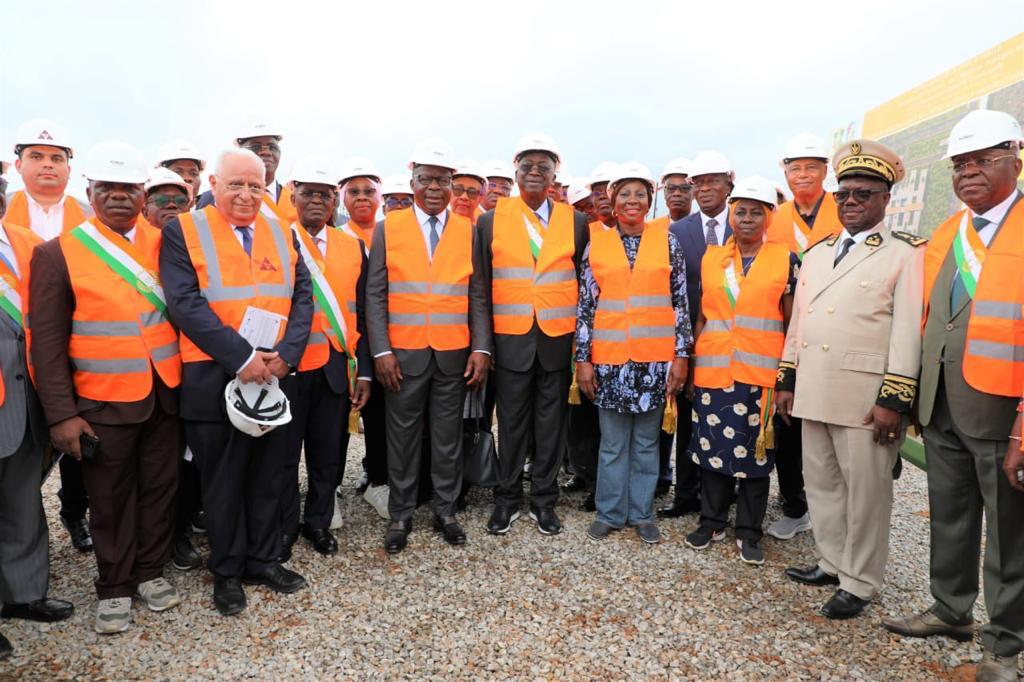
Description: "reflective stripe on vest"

(491, 197), (578, 336)
(177, 207), (296, 363)
(694, 240), (789, 389)
(384, 208), (472, 350)
(924, 198), (1024, 397)
(589, 222), (675, 365)
(59, 218), (181, 402)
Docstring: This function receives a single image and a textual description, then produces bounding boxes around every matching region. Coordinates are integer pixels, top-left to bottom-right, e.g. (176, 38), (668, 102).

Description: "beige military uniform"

(779, 223), (925, 600)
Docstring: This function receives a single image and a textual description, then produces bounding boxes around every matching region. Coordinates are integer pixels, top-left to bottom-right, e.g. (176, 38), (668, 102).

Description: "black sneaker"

(684, 526), (725, 550)
(582, 492), (596, 512)
(171, 534), (202, 571)
(530, 508), (562, 535)
(737, 539), (764, 565)
(486, 507), (520, 535)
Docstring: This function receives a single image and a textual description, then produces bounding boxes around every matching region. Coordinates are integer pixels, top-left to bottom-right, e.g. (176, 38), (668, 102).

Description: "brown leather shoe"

(881, 607), (974, 642)
(975, 650), (1019, 682)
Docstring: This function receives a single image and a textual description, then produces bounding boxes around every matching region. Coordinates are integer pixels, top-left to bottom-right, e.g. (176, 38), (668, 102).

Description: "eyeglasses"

(345, 187), (377, 198)
(663, 183), (693, 194)
(414, 174), (452, 188)
(834, 188), (888, 204)
(226, 182), (266, 196)
(148, 194), (190, 209)
(242, 141), (281, 154)
(949, 154), (1016, 175)
(296, 188), (335, 201)
(385, 196), (414, 210)
(487, 180), (512, 191)
(517, 161), (554, 175)
(451, 185), (480, 199)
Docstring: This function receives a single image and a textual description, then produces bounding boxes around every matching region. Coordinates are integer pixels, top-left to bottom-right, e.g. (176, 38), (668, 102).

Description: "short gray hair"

(212, 147), (264, 179)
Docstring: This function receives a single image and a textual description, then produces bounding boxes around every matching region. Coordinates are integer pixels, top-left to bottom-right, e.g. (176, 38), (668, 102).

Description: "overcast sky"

(1, 1), (1019, 205)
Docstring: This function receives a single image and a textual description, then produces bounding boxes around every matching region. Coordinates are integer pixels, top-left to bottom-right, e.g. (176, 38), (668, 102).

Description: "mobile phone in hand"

(79, 434), (100, 463)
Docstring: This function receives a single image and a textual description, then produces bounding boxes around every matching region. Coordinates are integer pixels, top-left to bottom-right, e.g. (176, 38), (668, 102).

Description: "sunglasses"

(834, 188), (887, 204)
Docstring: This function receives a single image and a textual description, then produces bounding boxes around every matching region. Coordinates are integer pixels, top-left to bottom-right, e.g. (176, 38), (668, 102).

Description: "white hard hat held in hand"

(225, 375), (292, 437)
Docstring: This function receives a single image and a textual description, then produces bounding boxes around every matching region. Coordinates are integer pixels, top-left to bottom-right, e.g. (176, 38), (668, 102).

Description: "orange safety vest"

(589, 219), (612, 239)
(491, 197), (578, 337)
(766, 193), (841, 256)
(293, 225), (362, 371)
(0, 221), (42, 406)
(923, 199), (1024, 397)
(647, 216), (670, 231)
(58, 218), (182, 402)
(263, 184), (297, 225)
(338, 220), (374, 255)
(694, 240), (790, 389)
(5, 190), (93, 235)
(590, 222), (675, 365)
(177, 206), (297, 363)
(383, 208), (472, 350)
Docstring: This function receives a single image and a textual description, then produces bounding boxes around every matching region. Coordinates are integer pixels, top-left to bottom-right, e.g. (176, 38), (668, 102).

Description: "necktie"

(534, 211), (548, 228)
(950, 216), (989, 311)
(428, 216), (440, 257)
(705, 218), (719, 246)
(833, 237), (855, 267)
(236, 226), (252, 257)
(0, 248), (16, 275)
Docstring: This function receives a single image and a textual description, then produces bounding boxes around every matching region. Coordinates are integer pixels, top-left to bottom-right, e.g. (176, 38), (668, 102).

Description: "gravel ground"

(0, 432), (1014, 681)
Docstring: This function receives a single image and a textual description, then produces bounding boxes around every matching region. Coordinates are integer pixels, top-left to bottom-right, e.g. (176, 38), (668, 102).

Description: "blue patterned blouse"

(574, 228), (693, 414)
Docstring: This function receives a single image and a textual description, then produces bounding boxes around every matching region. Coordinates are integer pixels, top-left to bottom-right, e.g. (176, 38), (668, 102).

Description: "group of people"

(0, 109), (1021, 680)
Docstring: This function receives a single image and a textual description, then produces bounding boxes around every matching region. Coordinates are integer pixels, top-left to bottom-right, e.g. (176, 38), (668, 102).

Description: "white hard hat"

(567, 177), (592, 206)
(145, 167), (192, 196)
(381, 172), (413, 196)
(408, 137), (457, 171)
(13, 118), (74, 157)
(589, 161), (619, 186)
(607, 161), (655, 197)
(660, 157), (692, 184)
(290, 154), (337, 187)
(781, 133), (830, 164)
(1, 158), (10, 176)
(688, 150), (734, 179)
(481, 159), (514, 181)
(945, 109), (1024, 158)
(512, 131), (561, 167)
(337, 156), (381, 185)
(83, 141), (148, 184)
(224, 376), (292, 437)
(235, 118), (283, 144)
(554, 166), (572, 185)
(773, 181), (789, 203)
(453, 158), (487, 185)
(154, 138), (205, 170)
(728, 175), (778, 209)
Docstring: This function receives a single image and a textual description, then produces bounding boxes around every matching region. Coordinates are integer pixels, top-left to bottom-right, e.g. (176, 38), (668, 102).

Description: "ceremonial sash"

(952, 211), (986, 300)
(0, 260), (22, 328)
(68, 222), (166, 313)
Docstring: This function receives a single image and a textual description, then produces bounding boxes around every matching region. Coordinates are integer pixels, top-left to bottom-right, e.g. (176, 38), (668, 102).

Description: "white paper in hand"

(239, 305), (287, 350)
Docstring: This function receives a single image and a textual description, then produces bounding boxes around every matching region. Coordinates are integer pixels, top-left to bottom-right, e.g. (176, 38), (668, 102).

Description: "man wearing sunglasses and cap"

(776, 139), (925, 621)
(882, 110), (1024, 682)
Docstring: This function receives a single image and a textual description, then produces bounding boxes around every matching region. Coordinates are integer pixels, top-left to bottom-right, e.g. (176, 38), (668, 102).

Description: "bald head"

(210, 148), (266, 225)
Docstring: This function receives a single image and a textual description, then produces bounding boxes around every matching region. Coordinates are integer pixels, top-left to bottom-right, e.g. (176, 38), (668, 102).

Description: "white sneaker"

(95, 597), (131, 634)
(767, 512), (812, 540)
(136, 577), (182, 612)
(330, 497), (345, 530)
(363, 484), (390, 520)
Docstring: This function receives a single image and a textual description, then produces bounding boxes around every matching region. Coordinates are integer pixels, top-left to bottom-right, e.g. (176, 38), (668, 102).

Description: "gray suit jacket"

(0, 310), (46, 458)
(476, 202), (590, 372)
(365, 209), (491, 377)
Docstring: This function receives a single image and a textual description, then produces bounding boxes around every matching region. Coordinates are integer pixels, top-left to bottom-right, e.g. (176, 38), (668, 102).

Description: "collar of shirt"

(233, 222), (254, 247)
(122, 226), (136, 244)
(413, 203), (447, 230)
(314, 231), (328, 257)
(265, 182), (279, 204)
(835, 226), (873, 256)
(974, 189), (1019, 247)
(533, 198), (551, 226)
(25, 192), (67, 213)
(699, 206), (728, 242)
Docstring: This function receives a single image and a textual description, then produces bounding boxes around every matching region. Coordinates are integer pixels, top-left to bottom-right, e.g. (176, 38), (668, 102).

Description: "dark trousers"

(658, 431), (674, 485)
(359, 377), (388, 486)
(174, 456), (201, 539)
(0, 431), (49, 604)
(494, 359), (570, 511)
(700, 469), (769, 542)
(282, 369), (345, 535)
(567, 395), (600, 487)
(672, 393), (701, 504)
(83, 405), (180, 599)
(774, 415), (807, 518)
(57, 455), (88, 520)
(186, 417), (287, 578)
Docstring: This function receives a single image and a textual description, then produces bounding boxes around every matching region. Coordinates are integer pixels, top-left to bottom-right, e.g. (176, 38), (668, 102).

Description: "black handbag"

(463, 418), (499, 488)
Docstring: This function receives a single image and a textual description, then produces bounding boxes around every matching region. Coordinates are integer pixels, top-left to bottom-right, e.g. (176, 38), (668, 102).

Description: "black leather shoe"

(190, 510), (206, 534)
(486, 506), (520, 535)
(171, 534), (202, 571)
(385, 520), (411, 554)
(61, 516), (92, 552)
(821, 589), (870, 620)
(0, 631), (11, 660)
(785, 565), (840, 587)
(561, 475), (586, 493)
(582, 492), (596, 512)
(213, 576), (246, 616)
(529, 508), (562, 535)
(279, 532), (297, 563)
(433, 515), (467, 546)
(242, 564), (307, 594)
(1, 598), (74, 623)
(301, 525), (338, 555)
(657, 498), (702, 518)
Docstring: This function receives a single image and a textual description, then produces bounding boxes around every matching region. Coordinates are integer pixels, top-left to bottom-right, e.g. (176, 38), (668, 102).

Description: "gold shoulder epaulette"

(865, 232), (883, 247)
(825, 234), (840, 247)
(891, 230), (928, 247)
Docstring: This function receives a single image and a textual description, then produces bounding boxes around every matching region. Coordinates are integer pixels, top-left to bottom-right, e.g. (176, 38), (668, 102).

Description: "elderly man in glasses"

(142, 168), (193, 229)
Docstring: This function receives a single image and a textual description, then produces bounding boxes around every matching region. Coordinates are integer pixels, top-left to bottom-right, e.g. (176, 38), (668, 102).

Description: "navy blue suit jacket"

(159, 214), (314, 421)
(669, 210), (731, 329)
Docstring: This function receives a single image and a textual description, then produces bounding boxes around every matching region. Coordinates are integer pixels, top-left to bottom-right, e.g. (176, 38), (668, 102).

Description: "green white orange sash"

(0, 259), (23, 329)
(792, 219), (810, 259)
(722, 248), (743, 309)
(69, 221), (166, 313)
(518, 200), (546, 260)
(952, 210), (986, 300)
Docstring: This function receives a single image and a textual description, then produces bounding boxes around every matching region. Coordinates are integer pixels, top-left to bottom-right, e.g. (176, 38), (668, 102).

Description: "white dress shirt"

(834, 226), (873, 260)
(266, 182), (279, 204)
(532, 199), (551, 227)
(0, 224), (19, 277)
(699, 206), (728, 246)
(973, 189), (1018, 247)
(413, 204), (448, 262)
(233, 223), (254, 249)
(25, 193), (67, 241)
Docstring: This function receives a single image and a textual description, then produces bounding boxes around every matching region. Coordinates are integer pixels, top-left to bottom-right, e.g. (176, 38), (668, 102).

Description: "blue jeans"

(595, 407), (662, 527)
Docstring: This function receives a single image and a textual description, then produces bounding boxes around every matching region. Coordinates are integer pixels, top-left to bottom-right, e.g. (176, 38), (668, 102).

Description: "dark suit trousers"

(358, 377), (388, 486)
(494, 358), (570, 510)
(386, 355), (466, 521)
(773, 415), (808, 518)
(658, 431), (674, 484)
(83, 404), (180, 599)
(186, 416), (287, 578)
(567, 396), (601, 486)
(282, 368), (345, 534)
(701, 469), (769, 542)
(57, 455), (88, 521)
(174, 455), (201, 539)
(0, 431), (49, 604)
(672, 394), (701, 504)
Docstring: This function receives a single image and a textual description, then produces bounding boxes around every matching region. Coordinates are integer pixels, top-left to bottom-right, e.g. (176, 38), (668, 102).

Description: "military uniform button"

(822, 344), (830, 351)
(808, 306), (815, 313)
(827, 307), (835, 314)
(802, 342), (808, 348)
(860, 281), (868, 287)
